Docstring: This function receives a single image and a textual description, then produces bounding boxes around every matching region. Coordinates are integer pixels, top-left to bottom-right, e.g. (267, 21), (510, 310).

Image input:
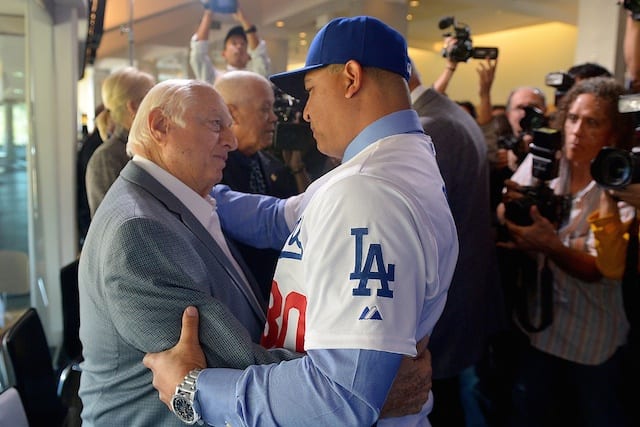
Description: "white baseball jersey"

(261, 133), (458, 358)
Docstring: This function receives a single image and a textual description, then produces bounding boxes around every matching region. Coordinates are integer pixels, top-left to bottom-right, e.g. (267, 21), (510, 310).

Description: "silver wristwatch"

(170, 368), (203, 425)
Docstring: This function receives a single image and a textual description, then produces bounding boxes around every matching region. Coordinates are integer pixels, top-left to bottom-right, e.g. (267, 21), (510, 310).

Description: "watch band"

(244, 25), (257, 34)
(171, 368), (203, 424)
(180, 368), (201, 396)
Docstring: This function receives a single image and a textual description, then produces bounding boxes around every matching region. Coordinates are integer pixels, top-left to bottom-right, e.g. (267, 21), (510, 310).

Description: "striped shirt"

(511, 154), (631, 365)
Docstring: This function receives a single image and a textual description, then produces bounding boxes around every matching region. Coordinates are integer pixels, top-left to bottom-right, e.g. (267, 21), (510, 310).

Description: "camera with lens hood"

(591, 146), (640, 189)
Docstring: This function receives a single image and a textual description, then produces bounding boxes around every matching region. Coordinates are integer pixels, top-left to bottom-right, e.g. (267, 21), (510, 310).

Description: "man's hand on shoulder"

(143, 306), (206, 408)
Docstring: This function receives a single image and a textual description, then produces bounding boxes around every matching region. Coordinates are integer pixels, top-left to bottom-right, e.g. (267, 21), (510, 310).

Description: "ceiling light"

(409, 0), (419, 7)
(276, 21), (285, 28)
(406, 14), (413, 21)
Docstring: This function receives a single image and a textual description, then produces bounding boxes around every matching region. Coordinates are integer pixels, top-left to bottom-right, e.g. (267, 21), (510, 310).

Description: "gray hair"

(127, 79), (214, 156)
(505, 86), (546, 111)
(214, 70), (272, 105)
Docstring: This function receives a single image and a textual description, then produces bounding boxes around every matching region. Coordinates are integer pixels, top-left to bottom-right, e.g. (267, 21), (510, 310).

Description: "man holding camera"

(498, 77), (635, 427)
(190, 0), (270, 83)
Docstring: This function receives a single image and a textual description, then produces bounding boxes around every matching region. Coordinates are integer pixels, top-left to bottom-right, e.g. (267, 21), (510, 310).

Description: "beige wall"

(410, 21), (578, 110)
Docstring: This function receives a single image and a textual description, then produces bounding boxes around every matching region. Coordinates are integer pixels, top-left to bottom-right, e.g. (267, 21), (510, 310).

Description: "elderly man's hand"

(143, 306), (206, 409)
(380, 335), (431, 418)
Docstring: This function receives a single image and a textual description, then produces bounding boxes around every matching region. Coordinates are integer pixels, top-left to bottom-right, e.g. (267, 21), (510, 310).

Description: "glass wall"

(0, 20), (30, 313)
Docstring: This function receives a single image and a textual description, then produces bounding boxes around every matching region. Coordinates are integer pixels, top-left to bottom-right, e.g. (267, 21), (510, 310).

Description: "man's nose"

(223, 127), (238, 150)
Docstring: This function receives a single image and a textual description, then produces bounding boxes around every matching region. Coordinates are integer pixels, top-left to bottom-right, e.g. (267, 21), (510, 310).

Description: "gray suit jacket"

(85, 128), (130, 217)
(413, 88), (505, 378)
(79, 162), (296, 426)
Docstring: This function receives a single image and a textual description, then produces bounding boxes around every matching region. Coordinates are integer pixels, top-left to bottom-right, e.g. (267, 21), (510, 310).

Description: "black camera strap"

(514, 253), (553, 333)
(622, 215), (639, 328)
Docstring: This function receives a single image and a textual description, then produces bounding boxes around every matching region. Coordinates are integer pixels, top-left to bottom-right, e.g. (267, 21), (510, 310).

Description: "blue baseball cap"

(270, 16), (411, 100)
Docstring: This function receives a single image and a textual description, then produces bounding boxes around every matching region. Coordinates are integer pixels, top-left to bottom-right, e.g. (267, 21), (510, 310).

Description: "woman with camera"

(498, 77), (635, 426)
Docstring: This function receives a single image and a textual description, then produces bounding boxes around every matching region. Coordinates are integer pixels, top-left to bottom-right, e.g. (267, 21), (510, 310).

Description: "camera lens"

(591, 147), (633, 188)
(519, 106), (546, 132)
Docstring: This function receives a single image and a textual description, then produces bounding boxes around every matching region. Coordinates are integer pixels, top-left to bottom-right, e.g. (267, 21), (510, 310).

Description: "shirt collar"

(342, 109), (424, 162)
(131, 155), (215, 230)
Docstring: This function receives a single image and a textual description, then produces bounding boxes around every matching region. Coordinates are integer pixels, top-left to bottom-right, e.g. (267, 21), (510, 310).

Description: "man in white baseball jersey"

(145, 15), (458, 426)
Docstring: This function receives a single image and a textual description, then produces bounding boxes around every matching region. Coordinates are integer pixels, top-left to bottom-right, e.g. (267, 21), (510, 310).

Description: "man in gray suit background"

(79, 78), (430, 426)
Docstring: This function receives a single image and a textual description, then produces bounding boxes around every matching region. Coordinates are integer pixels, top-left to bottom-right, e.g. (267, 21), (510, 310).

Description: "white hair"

(127, 79), (214, 156)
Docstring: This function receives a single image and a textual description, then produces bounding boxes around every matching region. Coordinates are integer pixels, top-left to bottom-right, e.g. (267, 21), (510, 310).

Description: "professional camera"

(272, 87), (315, 151)
(438, 16), (498, 63)
(504, 128), (569, 226)
(520, 105), (548, 133)
(545, 72), (574, 93)
(497, 106), (548, 163)
(591, 146), (640, 189)
(623, 0), (640, 21)
(545, 71), (574, 106)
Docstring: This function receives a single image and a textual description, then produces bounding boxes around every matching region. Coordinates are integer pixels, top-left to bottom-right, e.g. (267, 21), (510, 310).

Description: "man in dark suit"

(78, 79), (299, 426)
(409, 62), (505, 426)
(214, 70), (309, 298)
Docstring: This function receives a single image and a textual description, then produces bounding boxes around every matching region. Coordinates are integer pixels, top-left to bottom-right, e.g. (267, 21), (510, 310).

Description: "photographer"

(190, 1), (270, 83)
(498, 77), (634, 426)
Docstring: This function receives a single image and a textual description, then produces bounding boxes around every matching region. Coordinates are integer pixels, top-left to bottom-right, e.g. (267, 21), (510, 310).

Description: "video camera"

(504, 127), (569, 226)
(272, 87), (315, 151)
(438, 16), (498, 63)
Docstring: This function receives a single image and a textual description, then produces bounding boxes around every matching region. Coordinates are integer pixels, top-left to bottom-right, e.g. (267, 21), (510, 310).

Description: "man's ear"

(148, 107), (169, 143)
(221, 45), (230, 61)
(343, 60), (364, 99)
(227, 104), (240, 126)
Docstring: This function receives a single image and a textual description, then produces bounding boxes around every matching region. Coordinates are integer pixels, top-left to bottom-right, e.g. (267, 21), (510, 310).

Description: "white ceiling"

(0, 0), (580, 101)
(95, 0), (580, 66)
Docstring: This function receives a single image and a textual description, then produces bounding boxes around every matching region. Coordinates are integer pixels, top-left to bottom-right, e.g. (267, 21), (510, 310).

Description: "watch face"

(172, 395), (196, 424)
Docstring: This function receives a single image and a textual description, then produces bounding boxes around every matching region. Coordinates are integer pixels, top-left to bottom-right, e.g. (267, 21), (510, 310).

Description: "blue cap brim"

(270, 64), (325, 101)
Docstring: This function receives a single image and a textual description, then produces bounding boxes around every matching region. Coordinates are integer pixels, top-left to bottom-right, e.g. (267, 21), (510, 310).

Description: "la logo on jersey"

(262, 225), (396, 352)
(279, 218), (303, 260)
(350, 228), (395, 321)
